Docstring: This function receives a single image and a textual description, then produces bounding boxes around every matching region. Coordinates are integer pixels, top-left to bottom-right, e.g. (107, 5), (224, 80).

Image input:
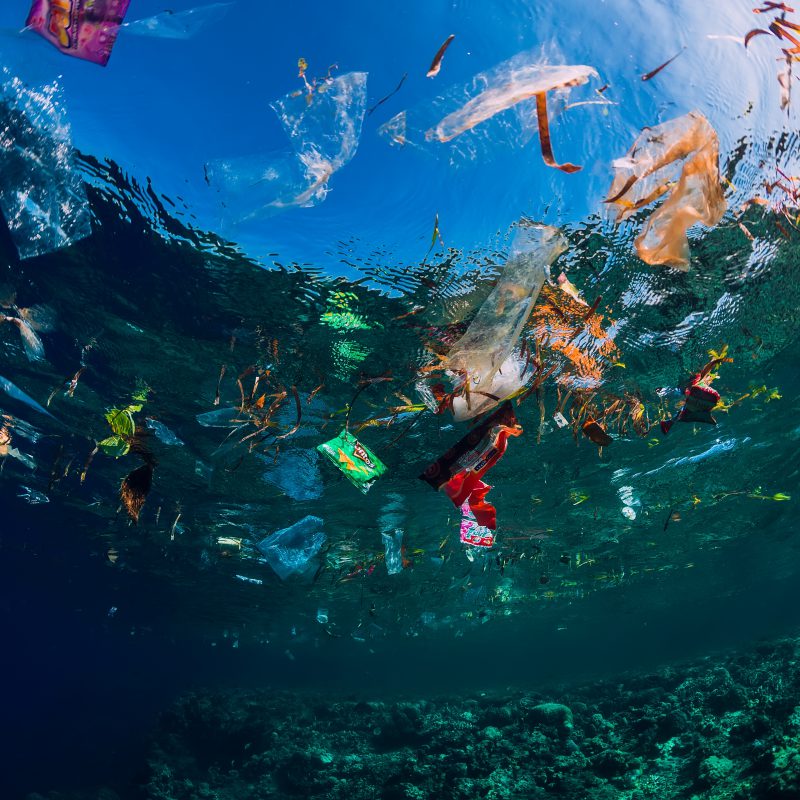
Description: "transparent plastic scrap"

(444, 223), (567, 420)
(427, 63), (598, 143)
(209, 71), (367, 215)
(0, 73), (91, 260)
(379, 51), (597, 164)
(256, 515), (326, 580)
(123, 3), (233, 39)
(605, 111), (727, 269)
(382, 529), (404, 575)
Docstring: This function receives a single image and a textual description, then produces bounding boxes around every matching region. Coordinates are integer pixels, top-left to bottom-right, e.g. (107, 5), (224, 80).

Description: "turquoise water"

(2, 1), (800, 798)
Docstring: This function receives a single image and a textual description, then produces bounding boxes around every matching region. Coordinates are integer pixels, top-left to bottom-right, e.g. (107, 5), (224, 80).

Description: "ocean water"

(2, 1), (800, 798)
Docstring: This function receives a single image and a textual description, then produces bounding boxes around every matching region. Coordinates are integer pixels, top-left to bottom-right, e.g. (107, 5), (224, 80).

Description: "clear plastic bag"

(382, 529), (404, 575)
(443, 223), (567, 417)
(209, 71), (367, 218)
(256, 515), (326, 580)
(605, 111), (726, 269)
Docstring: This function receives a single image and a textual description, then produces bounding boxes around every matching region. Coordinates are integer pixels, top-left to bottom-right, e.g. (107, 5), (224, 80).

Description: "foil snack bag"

(26, 0), (131, 66)
(419, 401), (522, 529)
(459, 501), (495, 548)
(317, 429), (387, 493)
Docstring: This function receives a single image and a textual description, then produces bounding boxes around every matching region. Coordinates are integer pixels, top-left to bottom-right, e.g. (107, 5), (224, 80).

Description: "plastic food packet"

(26, 0), (131, 66)
(660, 375), (720, 435)
(459, 501), (495, 547)
(605, 111), (726, 269)
(317, 429), (387, 493)
(419, 401), (523, 529)
(444, 224), (567, 420)
(256, 515), (326, 580)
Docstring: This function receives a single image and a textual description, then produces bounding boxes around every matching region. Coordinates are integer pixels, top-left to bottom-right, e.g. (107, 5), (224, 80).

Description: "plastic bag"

(26, 0), (131, 66)
(660, 375), (720, 434)
(123, 3), (232, 39)
(209, 71), (367, 217)
(0, 72), (92, 260)
(382, 529), (404, 575)
(419, 401), (522, 529)
(428, 63), (598, 143)
(443, 224), (567, 419)
(605, 111), (726, 269)
(379, 51), (597, 166)
(256, 515), (326, 580)
(317, 429), (386, 493)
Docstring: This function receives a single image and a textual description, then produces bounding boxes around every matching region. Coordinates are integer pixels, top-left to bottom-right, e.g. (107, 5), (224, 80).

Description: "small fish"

(426, 33), (455, 78)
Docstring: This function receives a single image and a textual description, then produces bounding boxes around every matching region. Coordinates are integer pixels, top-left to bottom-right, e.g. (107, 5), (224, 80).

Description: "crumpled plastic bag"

(0, 72), (91, 260)
(605, 111), (726, 269)
(26, 0), (131, 66)
(256, 515), (326, 580)
(442, 223), (567, 419)
(209, 71), (367, 218)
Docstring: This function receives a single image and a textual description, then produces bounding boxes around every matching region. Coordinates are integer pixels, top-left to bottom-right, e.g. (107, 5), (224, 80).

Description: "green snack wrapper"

(317, 429), (387, 493)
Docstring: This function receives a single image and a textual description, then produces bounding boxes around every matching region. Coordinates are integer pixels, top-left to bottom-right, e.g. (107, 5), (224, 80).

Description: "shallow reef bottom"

(27, 635), (800, 800)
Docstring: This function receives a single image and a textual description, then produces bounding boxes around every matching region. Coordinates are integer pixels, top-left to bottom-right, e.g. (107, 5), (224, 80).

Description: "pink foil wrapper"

(459, 501), (495, 548)
(26, 0), (131, 66)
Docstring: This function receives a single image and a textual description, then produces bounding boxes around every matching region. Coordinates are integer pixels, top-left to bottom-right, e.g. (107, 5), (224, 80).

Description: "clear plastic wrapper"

(0, 73), (91, 259)
(382, 529), (404, 575)
(605, 111), (726, 269)
(379, 51), (597, 165)
(123, 3), (232, 39)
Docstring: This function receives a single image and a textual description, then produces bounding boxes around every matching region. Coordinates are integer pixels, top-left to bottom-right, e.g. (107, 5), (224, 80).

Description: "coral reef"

(136, 636), (800, 800)
(25, 635), (800, 800)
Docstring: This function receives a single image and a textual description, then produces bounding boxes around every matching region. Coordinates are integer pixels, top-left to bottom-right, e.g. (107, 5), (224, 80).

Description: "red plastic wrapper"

(419, 402), (523, 529)
(26, 0), (131, 66)
(660, 374), (720, 435)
